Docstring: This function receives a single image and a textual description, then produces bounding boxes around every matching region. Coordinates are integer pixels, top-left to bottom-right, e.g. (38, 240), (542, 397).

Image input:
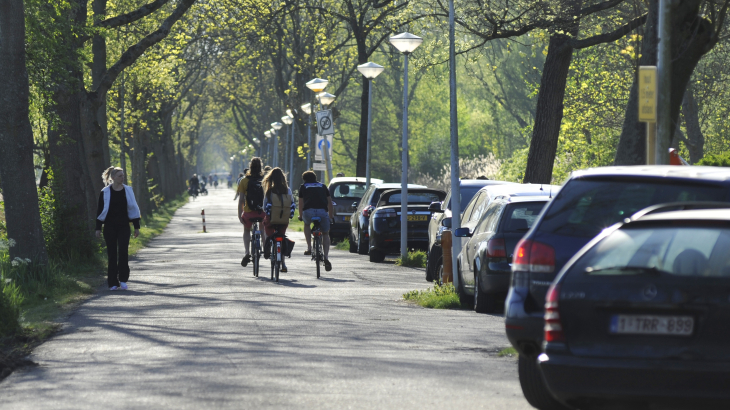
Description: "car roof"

(572, 165), (730, 182)
(459, 179), (515, 188)
(634, 208), (730, 223)
(374, 183), (426, 189)
(476, 183), (562, 198)
(496, 195), (552, 204)
(328, 177), (383, 186)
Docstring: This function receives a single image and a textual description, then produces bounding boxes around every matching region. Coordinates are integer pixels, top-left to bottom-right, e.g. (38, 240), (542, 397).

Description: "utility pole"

(656, 0), (673, 164)
(448, 0), (461, 289)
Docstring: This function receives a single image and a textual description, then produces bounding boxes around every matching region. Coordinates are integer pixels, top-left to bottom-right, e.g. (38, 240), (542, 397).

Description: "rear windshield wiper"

(585, 266), (667, 276)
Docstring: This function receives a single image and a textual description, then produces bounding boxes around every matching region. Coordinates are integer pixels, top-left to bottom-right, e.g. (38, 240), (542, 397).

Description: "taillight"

(275, 237), (284, 241)
(487, 238), (506, 258)
(544, 283), (564, 342)
(362, 206), (373, 217)
(512, 239), (555, 273)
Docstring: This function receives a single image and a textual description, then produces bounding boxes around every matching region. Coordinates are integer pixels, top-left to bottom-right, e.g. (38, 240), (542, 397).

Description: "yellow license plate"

(407, 215), (428, 221)
(343, 215), (351, 222)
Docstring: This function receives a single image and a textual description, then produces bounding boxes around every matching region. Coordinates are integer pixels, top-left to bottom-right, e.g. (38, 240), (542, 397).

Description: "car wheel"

(369, 249), (385, 263)
(473, 273), (497, 314)
(425, 246), (442, 282)
(357, 229), (368, 255)
(455, 263), (473, 306)
(518, 355), (571, 410)
(349, 233), (358, 253)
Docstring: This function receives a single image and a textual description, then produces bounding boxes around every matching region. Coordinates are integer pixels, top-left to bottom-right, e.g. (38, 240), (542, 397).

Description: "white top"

(96, 184), (141, 222)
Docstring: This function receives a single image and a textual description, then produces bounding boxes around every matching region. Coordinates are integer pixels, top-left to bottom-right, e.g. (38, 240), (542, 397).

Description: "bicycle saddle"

(311, 217), (321, 222)
(250, 217), (264, 222)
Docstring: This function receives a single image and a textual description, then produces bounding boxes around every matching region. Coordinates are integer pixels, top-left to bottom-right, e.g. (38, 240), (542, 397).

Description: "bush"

(0, 284), (21, 337)
(396, 250), (428, 268)
(403, 283), (461, 309)
(696, 152), (730, 167)
(335, 238), (350, 251)
(411, 154), (503, 191)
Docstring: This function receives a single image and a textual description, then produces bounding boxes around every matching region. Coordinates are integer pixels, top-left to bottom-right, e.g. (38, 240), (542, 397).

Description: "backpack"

(245, 175), (265, 211)
(269, 193), (293, 225)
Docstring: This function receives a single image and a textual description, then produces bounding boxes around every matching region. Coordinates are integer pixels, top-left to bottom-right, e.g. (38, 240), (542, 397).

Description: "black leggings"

(104, 223), (131, 287)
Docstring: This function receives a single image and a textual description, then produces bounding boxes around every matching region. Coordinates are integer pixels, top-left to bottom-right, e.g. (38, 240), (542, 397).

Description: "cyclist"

(237, 158), (266, 267)
(189, 173), (200, 196)
(262, 167), (296, 272)
(298, 170), (334, 271)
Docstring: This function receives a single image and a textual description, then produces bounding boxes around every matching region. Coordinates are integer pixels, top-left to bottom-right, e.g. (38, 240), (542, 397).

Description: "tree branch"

(97, 0), (171, 28)
(565, 13), (647, 51)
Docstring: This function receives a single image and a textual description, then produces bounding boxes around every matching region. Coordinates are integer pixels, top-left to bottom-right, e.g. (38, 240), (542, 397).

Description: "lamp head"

(318, 92), (336, 106)
(389, 32), (423, 54)
(271, 121), (283, 130)
(305, 78), (329, 93)
(357, 62), (385, 79)
(281, 115), (293, 125)
(253, 138), (260, 143)
(301, 103), (312, 115)
(286, 109), (294, 118)
(264, 131), (271, 139)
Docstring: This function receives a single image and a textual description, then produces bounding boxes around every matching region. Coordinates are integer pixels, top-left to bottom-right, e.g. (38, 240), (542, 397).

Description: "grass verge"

(396, 250), (427, 268)
(335, 238), (350, 250)
(498, 347), (518, 358)
(403, 282), (462, 309)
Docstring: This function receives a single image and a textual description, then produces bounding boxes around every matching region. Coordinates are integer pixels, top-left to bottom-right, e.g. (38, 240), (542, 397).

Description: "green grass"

(498, 347), (518, 358)
(403, 283), (462, 309)
(288, 217), (304, 232)
(396, 250), (427, 268)
(128, 195), (187, 256)
(335, 238), (350, 250)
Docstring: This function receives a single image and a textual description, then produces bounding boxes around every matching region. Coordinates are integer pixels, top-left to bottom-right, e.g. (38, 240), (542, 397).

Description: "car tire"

(518, 355), (571, 410)
(369, 249), (385, 263)
(425, 246), (442, 282)
(455, 263), (473, 306)
(473, 272), (497, 313)
(357, 229), (368, 255)
(349, 233), (358, 253)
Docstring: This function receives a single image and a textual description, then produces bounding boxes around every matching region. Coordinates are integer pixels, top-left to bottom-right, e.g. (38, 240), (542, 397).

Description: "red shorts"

(263, 215), (288, 237)
(241, 210), (266, 229)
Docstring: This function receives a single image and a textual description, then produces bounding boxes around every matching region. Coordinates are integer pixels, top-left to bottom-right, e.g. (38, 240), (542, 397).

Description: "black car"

(368, 188), (446, 262)
(349, 183), (426, 255)
(454, 196), (550, 313)
(539, 207), (730, 409)
(327, 177), (382, 242)
(425, 179), (514, 281)
(504, 165), (730, 410)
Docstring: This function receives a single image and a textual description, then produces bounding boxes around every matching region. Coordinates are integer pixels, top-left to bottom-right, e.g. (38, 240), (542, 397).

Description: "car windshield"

(538, 179), (727, 238)
(571, 226), (730, 277)
(501, 202), (546, 233)
(446, 186), (483, 211)
(332, 183), (366, 198)
(385, 192), (442, 205)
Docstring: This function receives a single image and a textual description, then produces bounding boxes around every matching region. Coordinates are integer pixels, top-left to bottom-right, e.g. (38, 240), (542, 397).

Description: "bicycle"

(188, 186), (199, 200)
(250, 217), (264, 277)
(310, 217), (324, 278)
(269, 227), (285, 282)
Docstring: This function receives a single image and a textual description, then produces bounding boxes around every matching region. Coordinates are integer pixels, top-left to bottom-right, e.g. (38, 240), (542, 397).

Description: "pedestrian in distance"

(189, 173), (200, 197)
(298, 170), (334, 271)
(238, 158), (267, 267)
(95, 167), (141, 291)
(233, 172), (246, 201)
(227, 173), (233, 188)
(262, 167), (296, 272)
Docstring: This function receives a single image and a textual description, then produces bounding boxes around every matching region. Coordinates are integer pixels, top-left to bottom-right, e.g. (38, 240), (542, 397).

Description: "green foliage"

(696, 152), (730, 167)
(396, 250), (428, 268)
(0, 277), (21, 337)
(334, 238), (350, 251)
(403, 282), (461, 309)
(498, 347), (518, 358)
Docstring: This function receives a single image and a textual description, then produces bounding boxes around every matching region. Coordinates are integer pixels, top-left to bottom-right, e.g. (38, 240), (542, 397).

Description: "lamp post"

(318, 92), (336, 183)
(263, 131), (271, 161)
(281, 115), (293, 174)
(268, 128), (276, 167)
(271, 121), (283, 169)
(305, 78), (329, 175)
(253, 138), (261, 158)
(357, 62), (384, 189)
(390, 32), (423, 260)
(448, 0), (462, 289)
(286, 109), (295, 174)
(301, 103), (312, 169)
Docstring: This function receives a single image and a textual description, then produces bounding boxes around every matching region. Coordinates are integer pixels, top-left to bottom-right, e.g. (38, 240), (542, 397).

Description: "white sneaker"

(120, 282), (128, 290)
(110, 286), (119, 291)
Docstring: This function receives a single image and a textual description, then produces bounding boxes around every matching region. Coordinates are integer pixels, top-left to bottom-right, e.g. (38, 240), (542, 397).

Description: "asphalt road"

(0, 187), (531, 410)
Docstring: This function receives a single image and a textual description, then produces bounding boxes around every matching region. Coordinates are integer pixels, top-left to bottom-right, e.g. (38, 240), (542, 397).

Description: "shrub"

(696, 152), (730, 167)
(411, 154), (503, 191)
(335, 238), (350, 251)
(396, 250), (427, 268)
(403, 282), (461, 309)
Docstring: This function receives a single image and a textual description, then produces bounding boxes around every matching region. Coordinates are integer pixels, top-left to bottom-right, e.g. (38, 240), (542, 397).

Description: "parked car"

(454, 196), (550, 313)
(504, 165), (730, 410)
(349, 183), (426, 254)
(539, 206), (730, 409)
(368, 188), (446, 262)
(425, 179), (515, 281)
(328, 177), (383, 242)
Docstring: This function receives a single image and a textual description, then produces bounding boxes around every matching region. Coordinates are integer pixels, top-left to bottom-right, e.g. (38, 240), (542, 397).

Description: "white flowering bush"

(410, 154), (503, 191)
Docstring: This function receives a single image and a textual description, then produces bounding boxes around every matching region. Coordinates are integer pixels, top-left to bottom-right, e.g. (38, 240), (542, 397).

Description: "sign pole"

(638, 66), (657, 164)
(448, 0), (461, 290)
(656, 0), (673, 165)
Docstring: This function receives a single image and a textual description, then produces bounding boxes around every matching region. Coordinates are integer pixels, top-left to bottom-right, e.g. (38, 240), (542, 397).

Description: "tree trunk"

(132, 123), (151, 217)
(522, 32), (577, 184)
(615, 0), (711, 165)
(92, 0), (110, 167)
(0, 0), (49, 263)
(681, 83), (704, 163)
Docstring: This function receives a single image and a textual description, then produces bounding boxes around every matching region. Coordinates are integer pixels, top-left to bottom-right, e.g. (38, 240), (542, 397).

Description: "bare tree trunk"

(92, 0), (110, 167)
(132, 124), (151, 217)
(0, 0), (48, 263)
(681, 83), (704, 163)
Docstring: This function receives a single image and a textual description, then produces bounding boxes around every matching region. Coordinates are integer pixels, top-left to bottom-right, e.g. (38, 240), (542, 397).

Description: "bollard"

(201, 209), (206, 232)
(441, 230), (453, 283)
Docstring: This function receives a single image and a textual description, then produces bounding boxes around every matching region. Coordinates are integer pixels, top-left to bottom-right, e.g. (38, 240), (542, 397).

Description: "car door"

(463, 201), (504, 289)
(353, 185), (375, 237)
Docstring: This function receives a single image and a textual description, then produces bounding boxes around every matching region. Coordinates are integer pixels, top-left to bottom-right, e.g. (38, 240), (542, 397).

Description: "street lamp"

(282, 115), (293, 175)
(301, 103), (313, 169)
(253, 137), (261, 158)
(306, 78), (328, 174)
(317, 92), (336, 182)
(357, 62), (384, 190)
(390, 32), (423, 260)
(271, 121), (283, 169)
(318, 92), (336, 106)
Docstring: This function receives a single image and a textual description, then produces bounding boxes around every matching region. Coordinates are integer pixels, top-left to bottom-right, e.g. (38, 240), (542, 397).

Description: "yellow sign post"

(638, 66), (657, 164)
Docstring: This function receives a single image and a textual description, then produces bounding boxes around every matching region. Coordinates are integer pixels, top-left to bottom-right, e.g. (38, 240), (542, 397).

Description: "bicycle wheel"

(275, 241), (280, 282)
(314, 234), (321, 279)
(253, 235), (259, 277)
(270, 240), (275, 281)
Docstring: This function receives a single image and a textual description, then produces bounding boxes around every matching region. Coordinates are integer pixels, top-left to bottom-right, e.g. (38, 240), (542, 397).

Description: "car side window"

(470, 193), (492, 222)
(462, 192), (482, 222)
(475, 201), (503, 234)
(358, 186), (375, 211)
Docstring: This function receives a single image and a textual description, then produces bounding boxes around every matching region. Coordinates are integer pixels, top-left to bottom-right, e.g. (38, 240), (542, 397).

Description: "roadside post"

(201, 209), (206, 233)
(638, 66), (657, 164)
(441, 230), (453, 284)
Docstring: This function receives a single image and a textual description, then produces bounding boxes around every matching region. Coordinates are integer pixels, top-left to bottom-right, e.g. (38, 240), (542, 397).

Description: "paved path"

(0, 188), (530, 410)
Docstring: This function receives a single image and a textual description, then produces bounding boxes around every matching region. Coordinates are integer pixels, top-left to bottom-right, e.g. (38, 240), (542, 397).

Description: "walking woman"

(262, 168), (295, 272)
(95, 167), (141, 291)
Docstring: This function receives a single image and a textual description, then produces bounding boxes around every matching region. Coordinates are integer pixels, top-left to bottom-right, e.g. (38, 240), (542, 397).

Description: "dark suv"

(504, 166), (730, 410)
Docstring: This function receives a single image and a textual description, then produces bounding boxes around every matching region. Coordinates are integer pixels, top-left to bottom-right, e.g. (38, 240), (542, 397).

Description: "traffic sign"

(313, 162), (327, 171)
(316, 110), (334, 136)
(314, 134), (333, 161)
(638, 66), (657, 122)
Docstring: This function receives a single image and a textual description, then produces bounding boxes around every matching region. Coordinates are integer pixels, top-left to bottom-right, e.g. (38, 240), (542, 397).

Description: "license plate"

(407, 215), (427, 221)
(343, 215), (350, 222)
(610, 315), (694, 336)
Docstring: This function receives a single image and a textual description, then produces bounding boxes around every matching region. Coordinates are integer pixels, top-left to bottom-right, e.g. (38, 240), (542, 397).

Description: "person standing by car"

(95, 167), (141, 291)
(238, 158), (266, 267)
(262, 167), (296, 272)
(298, 171), (334, 271)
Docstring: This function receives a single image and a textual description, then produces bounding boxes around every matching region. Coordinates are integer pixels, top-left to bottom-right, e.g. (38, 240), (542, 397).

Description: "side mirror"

(351, 202), (358, 211)
(453, 227), (472, 237)
(442, 218), (452, 228)
(428, 201), (443, 213)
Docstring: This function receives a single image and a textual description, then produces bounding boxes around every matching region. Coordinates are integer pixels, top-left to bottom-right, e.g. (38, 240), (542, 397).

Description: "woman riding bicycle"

(262, 167), (295, 272)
